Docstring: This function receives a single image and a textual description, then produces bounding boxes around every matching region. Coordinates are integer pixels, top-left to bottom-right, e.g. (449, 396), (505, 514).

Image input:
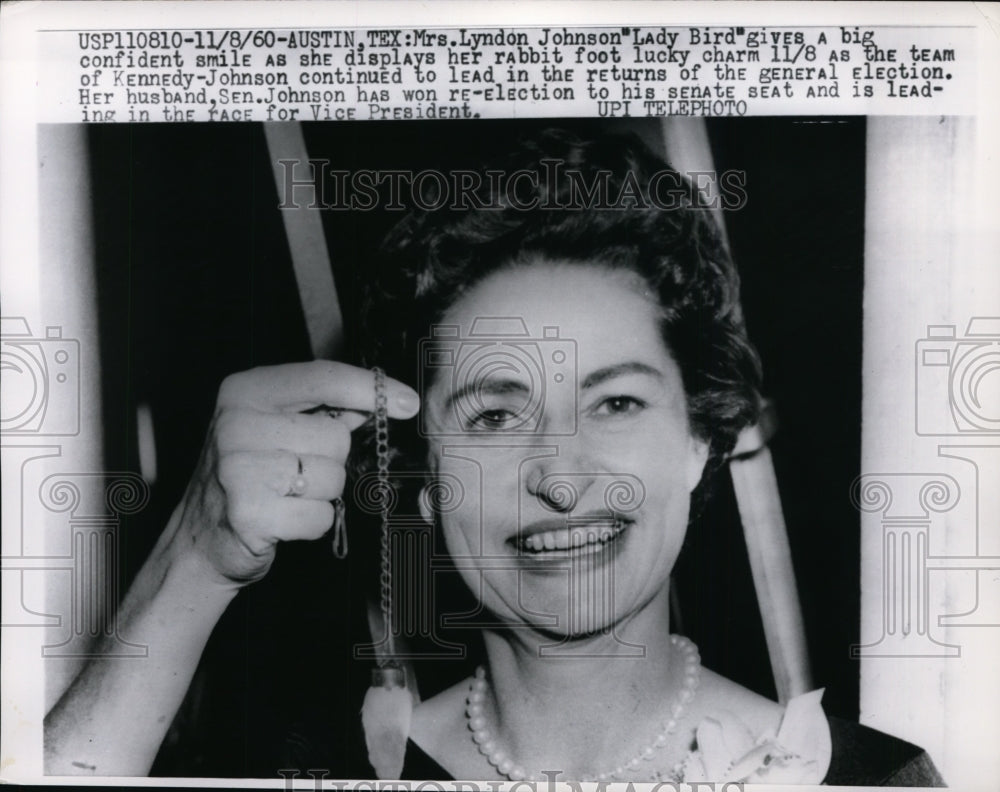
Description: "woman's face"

(420, 260), (709, 637)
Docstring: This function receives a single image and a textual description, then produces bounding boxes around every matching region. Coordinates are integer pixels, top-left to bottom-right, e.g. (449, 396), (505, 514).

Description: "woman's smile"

(512, 513), (630, 555)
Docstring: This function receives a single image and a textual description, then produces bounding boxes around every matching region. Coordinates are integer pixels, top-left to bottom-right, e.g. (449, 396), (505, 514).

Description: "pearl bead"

(470, 716), (486, 730)
(491, 750), (506, 764)
(509, 766), (525, 781)
(481, 740), (495, 754)
(498, 758), (513, 774)
(468, 703), (483, 717)
(473, 730), (491, 744)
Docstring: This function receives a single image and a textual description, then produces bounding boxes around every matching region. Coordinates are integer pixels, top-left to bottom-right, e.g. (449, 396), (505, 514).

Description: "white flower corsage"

(679, 689), (832, 784)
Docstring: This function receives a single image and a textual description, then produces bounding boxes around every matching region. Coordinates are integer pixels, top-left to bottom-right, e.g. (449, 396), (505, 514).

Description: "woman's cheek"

(438, 498), (481, 558)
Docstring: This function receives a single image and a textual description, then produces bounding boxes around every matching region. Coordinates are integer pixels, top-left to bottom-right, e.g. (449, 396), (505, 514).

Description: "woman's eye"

(467, 408), (520, 431)
(592, 396), (646, 417)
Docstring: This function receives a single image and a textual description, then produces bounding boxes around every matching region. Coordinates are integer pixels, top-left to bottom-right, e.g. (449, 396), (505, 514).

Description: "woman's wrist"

(158, 541), (242, 616)
(118, 514), (241, 640)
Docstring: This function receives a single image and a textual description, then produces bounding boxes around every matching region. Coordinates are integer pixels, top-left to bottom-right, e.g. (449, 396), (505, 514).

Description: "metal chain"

(372, 366), (394, 661)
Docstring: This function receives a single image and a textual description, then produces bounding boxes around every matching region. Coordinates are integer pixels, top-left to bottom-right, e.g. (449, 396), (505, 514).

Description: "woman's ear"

(686, 435), (711, 492)
(418, 484), (434, 525)
(419, 449), (441, 525)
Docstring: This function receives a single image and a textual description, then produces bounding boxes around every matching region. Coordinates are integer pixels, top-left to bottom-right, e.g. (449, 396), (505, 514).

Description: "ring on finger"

(286, 456), (307, 497)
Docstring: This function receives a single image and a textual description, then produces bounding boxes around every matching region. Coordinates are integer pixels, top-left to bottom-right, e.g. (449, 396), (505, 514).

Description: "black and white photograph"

(1, 3), (998, 790)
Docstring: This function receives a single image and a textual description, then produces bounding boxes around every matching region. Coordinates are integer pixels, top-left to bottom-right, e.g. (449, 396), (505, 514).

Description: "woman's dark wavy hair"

(351, 128), (762, 501)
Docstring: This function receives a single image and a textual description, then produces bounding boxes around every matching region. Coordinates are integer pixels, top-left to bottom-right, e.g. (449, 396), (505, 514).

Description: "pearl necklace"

(465, 634), (701, 782)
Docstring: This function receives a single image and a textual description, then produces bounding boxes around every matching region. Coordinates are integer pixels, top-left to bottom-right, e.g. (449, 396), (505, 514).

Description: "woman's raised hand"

(44, 361), (419, 775)
(170, 361), (420, 587)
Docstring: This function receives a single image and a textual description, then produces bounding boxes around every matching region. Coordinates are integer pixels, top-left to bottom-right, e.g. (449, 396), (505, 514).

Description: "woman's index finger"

(218, 361), (420, 420)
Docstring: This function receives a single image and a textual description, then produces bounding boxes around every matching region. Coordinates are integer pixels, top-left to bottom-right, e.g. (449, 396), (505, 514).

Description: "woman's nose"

(524, 456), (597, 513)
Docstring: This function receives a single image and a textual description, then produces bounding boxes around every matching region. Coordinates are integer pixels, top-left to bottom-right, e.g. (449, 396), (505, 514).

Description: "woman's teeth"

(518, 521), (627, 553)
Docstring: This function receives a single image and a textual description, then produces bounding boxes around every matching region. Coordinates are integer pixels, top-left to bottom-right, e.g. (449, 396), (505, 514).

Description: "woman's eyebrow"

(446, 378), (530, 409)
(580, 361), (663, 389)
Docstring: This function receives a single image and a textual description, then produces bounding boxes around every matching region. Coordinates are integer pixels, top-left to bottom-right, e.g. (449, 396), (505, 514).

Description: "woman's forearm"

(43, 519), (239, 776)
(43, 362), (404, 776)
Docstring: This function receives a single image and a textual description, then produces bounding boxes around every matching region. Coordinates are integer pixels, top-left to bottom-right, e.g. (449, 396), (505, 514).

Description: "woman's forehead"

(437, 259), (660, 335)
(422, 260), (676, 394)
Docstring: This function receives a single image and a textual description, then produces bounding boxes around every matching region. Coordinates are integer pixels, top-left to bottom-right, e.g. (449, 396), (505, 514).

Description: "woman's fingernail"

(396, 391), (419, 413)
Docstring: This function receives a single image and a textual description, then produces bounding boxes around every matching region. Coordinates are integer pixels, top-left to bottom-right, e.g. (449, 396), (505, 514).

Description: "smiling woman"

(342, 129), (941, 784)
(43, 127), (943, 786)
(408, 264), (717, 781)
(340, 130), (792, 783)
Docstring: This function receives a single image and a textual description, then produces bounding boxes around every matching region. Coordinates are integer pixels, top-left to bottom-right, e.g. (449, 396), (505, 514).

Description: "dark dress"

(282, 716), (946, 786)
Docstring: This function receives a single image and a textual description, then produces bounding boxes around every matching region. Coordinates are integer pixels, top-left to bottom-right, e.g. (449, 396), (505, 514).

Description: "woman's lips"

(511, 516), (631, 555)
